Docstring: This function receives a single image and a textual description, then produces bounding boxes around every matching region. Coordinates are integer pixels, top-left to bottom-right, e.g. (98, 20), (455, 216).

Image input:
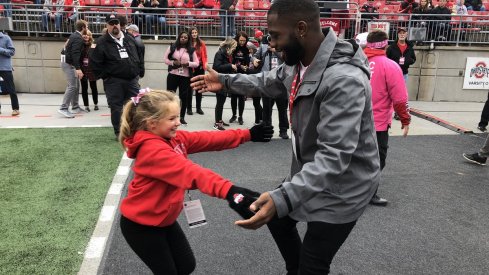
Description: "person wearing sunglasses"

(90, 13), (145, 139)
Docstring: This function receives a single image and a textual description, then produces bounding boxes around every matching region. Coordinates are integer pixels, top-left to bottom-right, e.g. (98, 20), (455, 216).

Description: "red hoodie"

(121, 129), (251, 227)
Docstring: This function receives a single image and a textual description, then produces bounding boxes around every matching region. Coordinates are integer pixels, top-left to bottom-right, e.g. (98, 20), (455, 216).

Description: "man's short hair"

(75, 20), (87, 32)
(268, 0), (319, 26)
(367, 30), (388, 43)
(117, 15), (128, 27)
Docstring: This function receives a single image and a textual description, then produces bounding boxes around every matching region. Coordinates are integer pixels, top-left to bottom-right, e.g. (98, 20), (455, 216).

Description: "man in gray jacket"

(191, 0), (380, 273)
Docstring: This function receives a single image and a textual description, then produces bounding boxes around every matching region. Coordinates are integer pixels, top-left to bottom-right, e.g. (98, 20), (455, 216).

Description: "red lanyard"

(289, 64), (306, 122)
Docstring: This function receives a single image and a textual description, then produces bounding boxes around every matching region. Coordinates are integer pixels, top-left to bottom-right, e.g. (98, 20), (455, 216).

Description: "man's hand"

(253, 59), (261, 68)
(76, 69), (84, 80)
(190, 67), (222, 93)
(235, 192), (276, 230)
(173, 60), (181, 67)
(402, 124), (409, 137)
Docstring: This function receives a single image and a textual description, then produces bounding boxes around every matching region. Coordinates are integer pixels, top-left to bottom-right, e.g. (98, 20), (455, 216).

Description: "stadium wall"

(11, 39), (489, 102)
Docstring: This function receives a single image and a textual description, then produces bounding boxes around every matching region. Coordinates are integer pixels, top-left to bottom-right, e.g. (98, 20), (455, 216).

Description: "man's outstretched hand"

(235, 192), (277, 230)
(190, 67), (222, 93)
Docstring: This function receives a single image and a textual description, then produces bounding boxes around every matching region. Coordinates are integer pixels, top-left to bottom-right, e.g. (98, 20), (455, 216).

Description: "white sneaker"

(71, 107), (87, 114)
(58, 109), (75, 118)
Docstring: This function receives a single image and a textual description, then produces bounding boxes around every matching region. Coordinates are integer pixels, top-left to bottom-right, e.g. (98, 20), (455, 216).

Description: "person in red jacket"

(188, 27), (207, 115)
(118, 88), (273, 274)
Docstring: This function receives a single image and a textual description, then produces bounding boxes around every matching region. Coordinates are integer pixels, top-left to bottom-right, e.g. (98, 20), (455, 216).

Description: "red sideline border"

(409, 108), (473, 134)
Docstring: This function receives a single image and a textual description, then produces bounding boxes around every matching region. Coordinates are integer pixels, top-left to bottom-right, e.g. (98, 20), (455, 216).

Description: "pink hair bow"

(131, 87), (151, 106)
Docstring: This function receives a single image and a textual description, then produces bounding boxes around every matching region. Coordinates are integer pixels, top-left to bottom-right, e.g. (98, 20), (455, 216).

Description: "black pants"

(262, 97), (289, 133)
(167, 73), (190, 119)
(267, 216), (356, 275)
(103, 76), (140, 135)
(215, 93), (227, 122)
(120, 216), (196, 275)
(252, 97), (263, 123)
(479, 91), (489, 128)
(230, 94), (245, 118)
(186, 90), (203, 110)
(80, 78), (98, 107)
(374, 130), (389, 197)
(0, 70), (19, 110)
(188, 68), (204, 111)
(376, 130), (389, 171)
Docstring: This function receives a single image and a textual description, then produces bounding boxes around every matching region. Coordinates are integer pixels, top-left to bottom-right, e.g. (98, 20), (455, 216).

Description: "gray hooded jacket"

(219, 29), (380, 224)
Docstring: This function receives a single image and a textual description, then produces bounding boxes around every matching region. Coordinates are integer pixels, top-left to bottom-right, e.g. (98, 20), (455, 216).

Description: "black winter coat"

(386, 40), (416, 75)
(65, 31), (85, 70)
(90, 33), (144, 80)
(213, 47), (235, 73)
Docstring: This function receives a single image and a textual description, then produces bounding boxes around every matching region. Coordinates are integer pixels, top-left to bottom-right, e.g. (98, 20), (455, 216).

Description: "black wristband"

(281, 187), (293, 213)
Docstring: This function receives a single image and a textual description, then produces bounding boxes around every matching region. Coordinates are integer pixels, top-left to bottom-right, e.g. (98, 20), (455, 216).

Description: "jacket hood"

(321, 28), (371, 78)
(124, 131), (166, 159)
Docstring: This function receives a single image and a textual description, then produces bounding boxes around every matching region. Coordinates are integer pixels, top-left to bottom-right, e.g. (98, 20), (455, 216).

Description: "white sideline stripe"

(99, 206), (116, 222)
(108, 183), (123, 195)
(122, 153), (131, 160)
(78, 153), (133, 275)
(5, 126), (29, 128)
(81, 125), (103, 128)
(116, 166), (130, 176)
(84, 237), (106, 259)
(44, 125), (67, 128)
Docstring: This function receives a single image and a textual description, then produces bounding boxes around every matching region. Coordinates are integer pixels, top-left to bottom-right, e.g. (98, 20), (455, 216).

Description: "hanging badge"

(183, 199), (207, 228)
(119, 49), (129, 59)
(60, 54), (66, 63)
(399, 57), (405, 65)
(83, 58), (89, 66)
(178, 67), (184, 74)
(271, 57), (278, 69)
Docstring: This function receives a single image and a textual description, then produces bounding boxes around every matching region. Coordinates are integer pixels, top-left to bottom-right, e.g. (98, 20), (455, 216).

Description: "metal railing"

(4, 3), (489, 45)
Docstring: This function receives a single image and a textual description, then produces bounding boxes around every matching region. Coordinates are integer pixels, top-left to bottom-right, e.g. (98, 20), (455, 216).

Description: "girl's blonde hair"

(119, 89), (180, 148)
(85, 30), (94, 45)
(220, 37), (237, 56)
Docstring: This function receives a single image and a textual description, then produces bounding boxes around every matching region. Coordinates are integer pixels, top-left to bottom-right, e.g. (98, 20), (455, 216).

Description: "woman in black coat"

(212, 37), (237, 130)
(229, 31), (251, 125)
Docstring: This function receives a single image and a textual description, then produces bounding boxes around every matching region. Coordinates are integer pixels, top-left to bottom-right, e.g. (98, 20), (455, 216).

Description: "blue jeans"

(41, 13), (63, 32)
(145, 14), (166, 35)
(0, 70), (19, 110)
(219, 11), (235, 37)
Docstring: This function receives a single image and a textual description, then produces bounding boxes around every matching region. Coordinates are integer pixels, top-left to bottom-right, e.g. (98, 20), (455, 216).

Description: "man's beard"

(282, 35), (305, 66)
(111, 27), (120, 36)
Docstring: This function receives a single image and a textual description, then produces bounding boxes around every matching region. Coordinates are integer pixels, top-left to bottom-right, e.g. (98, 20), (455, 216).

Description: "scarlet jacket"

(120, 129), (251, 227)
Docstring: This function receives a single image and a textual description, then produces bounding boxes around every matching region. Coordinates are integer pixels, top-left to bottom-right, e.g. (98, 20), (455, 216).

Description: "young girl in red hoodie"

(118, 88), (273, 274)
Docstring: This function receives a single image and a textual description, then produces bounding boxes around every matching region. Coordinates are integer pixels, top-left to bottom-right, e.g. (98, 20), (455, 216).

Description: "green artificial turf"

(0, 128), (123, 274)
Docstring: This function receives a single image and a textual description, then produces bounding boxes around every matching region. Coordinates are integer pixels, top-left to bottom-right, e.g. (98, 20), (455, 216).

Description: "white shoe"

(58, 109), (75, 118)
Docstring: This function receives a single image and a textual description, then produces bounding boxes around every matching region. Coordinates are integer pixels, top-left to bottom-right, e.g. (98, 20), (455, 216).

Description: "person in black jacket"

(89, 13), (144, 138)
(220, 0), (238, 37)
(431, 0), (452, 40)
(212, 37), (237, 130)
(229, 31), (250, 125)
(386, 27), (416, 82)
(131, 0), (168, 35)
(58, 19), (88, 118)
